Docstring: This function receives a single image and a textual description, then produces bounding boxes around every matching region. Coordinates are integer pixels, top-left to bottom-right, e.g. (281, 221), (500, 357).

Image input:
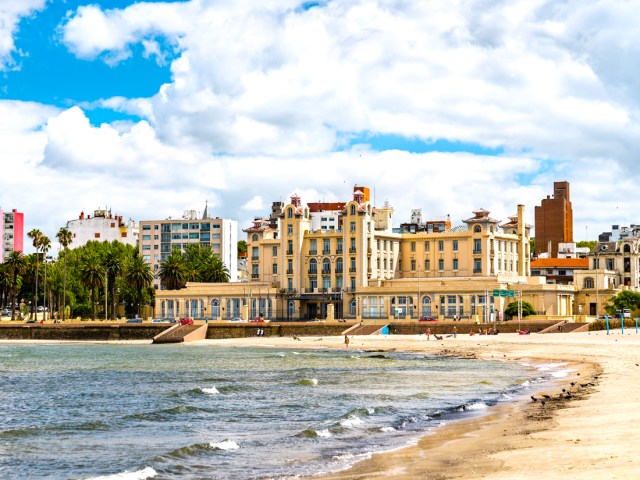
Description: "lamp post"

(595, 245), (608, 320)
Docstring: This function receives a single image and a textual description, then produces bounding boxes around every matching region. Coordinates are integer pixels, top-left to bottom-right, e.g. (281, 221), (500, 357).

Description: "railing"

(336, 248), (343, 254)
(309, 250), (317, 255)
(287, 249), (293, 255)
(251, 273), (260, 279)
(286, 269), (293, 274)
(335, 267), (343, 273)
(349, 247), (357, 253)
(473, 249), (482, 254)
(349, 267), (357, 272)
(323, 249), (330, 254)
(473, 268), (482, 273)
(321, 268), (331, 274)
(308, 269), (317, 274)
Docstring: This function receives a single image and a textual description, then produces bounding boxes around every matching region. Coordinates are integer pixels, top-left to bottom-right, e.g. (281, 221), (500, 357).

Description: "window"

(287, 224), (293, 235)
(309, 259), (317, 274)
(272, 263), (278, 274)
(350, 277), (356, 290)
(424, 259), (430, 270)
(142, 225), (151, 231)
(424, 241), (430, 251)
(584, 278), (594, 288)
(350, 221), (356, 232)
(350, 204), (356, 215)
(252, 247), (259, 260)
(453, 258), (459, 270)
(337, 238), (343, 253)
(438, 259), (444, 270)
(474, 259), (482, 273)
(453, 240), (458, 251)
(411, 242), (416, 252)
(547, 269), (553, 274)
(558, 269), (566, 276)
(322, 258), (331, 274)
(438, 241), (444, 252)
(474, 225), (482, 233)
(142, 235), (151, 240)
(94, 233), (100, 238)
(252, 234), (259, 241)
(336, 258), (343, 273)
(310, 239), (317, 254)
(473, 239), (482, 254)
(272, 246), (278, 257)
(323, 238), (330, 254)
(309, 277), (317, 290)
(410, 259), (416, 271)
(287, 240), (293, 255)
(287, 208), (293, 218)
(142, 245), (150, 251)
(287, 259), (293, 274)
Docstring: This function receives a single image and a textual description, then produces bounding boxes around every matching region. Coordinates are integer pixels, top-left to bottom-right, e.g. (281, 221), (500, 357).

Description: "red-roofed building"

(531, 257), (588, 284)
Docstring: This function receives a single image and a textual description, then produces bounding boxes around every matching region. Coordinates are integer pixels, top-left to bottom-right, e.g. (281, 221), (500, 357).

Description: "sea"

(0, 343), (570, 480)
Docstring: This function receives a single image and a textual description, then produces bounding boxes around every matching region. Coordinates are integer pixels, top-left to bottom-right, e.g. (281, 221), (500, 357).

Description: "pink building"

(1, 209), (24, 263)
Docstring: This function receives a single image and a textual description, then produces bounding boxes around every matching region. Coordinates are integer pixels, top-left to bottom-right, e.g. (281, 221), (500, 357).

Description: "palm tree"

(40, 236), (51, 321)
(79, 252), (105, 321)
(102, 243), (124, 320)
(56, 227), (73, 321)
(27, 228), (43, 318)
(125, 252), (153, 317)
(5, 251), (26, 321)
(159, 248), (187, 290)
(201, 255), (230, 283)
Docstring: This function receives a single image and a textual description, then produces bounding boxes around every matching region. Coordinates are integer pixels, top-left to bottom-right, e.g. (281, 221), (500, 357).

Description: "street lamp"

(411, 256), (421, 319)
(595, 245), (608, 319)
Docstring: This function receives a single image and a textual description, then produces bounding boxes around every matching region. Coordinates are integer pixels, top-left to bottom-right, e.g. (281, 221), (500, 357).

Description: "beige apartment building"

(155, 187), (578, 322)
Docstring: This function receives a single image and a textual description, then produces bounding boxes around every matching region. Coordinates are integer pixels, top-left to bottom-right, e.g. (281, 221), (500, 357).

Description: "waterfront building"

(139, 206), (238, 289)
(531, 257), (589, 285)
(155, 187), (584, 323)
(65, 209), (138, 249)
(0, 209), (24, 263)
(534, 181), (573, 257)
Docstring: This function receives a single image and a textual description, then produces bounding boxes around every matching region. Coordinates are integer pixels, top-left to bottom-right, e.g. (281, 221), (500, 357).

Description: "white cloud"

(0, 0), (46, 70)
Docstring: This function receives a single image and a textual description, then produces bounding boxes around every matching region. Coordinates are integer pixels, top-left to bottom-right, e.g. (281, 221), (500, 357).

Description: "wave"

(125, 405), (207, 421)
(84, 466), (157, 480)
(456, 401), (488, 412)
(210, 439), (240, 451)
(296, 428), (332, 438)
(297, 378), (318, 386)
(338, 415), (364, 429)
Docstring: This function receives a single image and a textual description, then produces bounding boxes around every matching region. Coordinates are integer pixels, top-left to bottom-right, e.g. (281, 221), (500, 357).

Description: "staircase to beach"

(152, 323), (208, 344)
(342, 323), (387, 335)
(538, 320), (589, 334)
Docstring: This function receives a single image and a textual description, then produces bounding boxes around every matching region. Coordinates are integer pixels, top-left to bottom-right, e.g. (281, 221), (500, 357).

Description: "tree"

(159, 248), (187, 290)
(101, 242), (125, 320)
(504, 300), (536, 319)
(27, 228), (43, 317)
(124, 251), (153, 317)
(576, 240), (597, 251)
(200, 254), (230, 283)
(604, 290), (640, 317)
(56, 227), (73, 320)
(79, 251), (105, 321)
(40, 236), (51, 321)
(237, 240), (247, 257)
(4, 251), (26, 321)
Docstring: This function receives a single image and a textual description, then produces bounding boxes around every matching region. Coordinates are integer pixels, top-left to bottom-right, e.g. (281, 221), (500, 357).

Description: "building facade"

(1, 209), (24, 262)
(534, 181), (573, 258)
(154, 188), (584, 323)
(65, 209), (139, 249)
(139, 209), (238, 289)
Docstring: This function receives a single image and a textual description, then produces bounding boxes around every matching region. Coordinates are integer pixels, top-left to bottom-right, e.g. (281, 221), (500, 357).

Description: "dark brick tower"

(534, 181), (573, 257)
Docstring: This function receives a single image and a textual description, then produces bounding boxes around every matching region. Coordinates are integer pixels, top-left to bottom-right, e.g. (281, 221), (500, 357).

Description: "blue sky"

(1, 0), (638, 250)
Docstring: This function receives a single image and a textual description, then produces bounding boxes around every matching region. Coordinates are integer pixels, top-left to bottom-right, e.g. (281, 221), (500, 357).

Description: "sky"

(1, 0), (638, 254)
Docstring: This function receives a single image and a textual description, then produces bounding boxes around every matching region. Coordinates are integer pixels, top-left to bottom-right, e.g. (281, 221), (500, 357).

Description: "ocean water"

(0, 344), (562, 480)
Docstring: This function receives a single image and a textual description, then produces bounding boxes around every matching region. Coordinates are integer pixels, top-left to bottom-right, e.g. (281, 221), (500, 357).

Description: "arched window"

(288, 300), (295, 316)
(422, 296), (432, 316)
(624, 244), (631, 253)
(211, 299), (220, 318)
(309, 258), (317, 274)
(336, 257), (343, 273)
(322, 258), (330, 274)
(350, 204), (356, 215)
(287, 207), (293, 218)
(474, 225), (482, 233)
(349, 299), (356, 315)
(584, 277), (594, 289)
(252, 234), (258, 242)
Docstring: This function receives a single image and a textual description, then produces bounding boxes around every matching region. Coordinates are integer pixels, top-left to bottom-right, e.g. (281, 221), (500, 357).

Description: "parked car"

(250, 317), (265, 323)
(151, 318), (170, 323)
(36, 306), (48, 312)
(1, 308), (11, 316)
(419, 316), (437, 322)
(126, 318), (143, 323)
(228, 317), (246, 323)
(180, 317), (194, 325)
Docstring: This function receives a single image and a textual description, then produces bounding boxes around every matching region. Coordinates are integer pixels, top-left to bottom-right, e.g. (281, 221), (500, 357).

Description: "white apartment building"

(65, 209), (139, 248)
(139, 208), (238, 289)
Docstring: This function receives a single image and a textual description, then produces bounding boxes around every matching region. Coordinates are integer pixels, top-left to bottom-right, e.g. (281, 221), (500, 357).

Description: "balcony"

(349, 247), (357, 253)
(473, 249), (482, 255)
(323, 249), (330, 255)
(309, 249), (317, 255)
(473, 268), (482, 274)
(251, 273), (260, 279)
(336, 248), (343, 254)
(287, 249), (293, 255)
(308, 269), (318, 275)
(322, 268), (331, 274)
(335, 267), (343, 273)
(251, 256), (259, 261)
(286, 269), (294, 275)
(349, 267), (357, 272)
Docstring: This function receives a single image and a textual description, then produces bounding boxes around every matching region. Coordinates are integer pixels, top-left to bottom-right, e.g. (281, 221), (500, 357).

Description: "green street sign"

(493, 289), (500, 296)
(507, 290), (515, 297)
(499, 290), (507, 297)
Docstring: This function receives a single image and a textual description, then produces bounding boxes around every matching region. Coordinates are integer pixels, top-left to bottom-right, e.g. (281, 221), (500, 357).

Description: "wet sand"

(201, 329), (640, 479)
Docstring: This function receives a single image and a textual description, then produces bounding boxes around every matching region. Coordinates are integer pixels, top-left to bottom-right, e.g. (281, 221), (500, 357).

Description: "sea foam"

(202, 386), (219, 395)
(210, 440), (240, 451)
(86, 466), (157, 480)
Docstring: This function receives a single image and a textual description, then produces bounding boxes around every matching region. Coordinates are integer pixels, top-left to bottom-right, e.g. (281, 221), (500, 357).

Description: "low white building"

(66, 209), (139, 248)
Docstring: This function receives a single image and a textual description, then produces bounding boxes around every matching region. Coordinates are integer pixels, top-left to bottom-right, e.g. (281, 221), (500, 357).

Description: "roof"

(530, 258), (589, 269)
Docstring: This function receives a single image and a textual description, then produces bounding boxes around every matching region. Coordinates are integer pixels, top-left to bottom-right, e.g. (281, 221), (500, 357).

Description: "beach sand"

(200, 329), (640, 480)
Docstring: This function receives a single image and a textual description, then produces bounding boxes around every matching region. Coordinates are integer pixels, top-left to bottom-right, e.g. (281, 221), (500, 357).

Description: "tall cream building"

(155, 186), (583, 323)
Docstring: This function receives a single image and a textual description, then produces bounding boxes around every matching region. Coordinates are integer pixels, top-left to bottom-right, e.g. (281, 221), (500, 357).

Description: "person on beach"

(453, 326), (457, 338)
(426, 327), (431, 340)
(344, 334), (350, 347)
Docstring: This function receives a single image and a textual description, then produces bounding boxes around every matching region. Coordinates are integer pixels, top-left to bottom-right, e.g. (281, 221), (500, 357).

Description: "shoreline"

(194, 330), (638, 479)
(3, 330), (639, 479)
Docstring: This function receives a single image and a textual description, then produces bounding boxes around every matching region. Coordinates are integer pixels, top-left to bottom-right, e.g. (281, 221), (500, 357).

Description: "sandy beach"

(199, 329), (640, 479)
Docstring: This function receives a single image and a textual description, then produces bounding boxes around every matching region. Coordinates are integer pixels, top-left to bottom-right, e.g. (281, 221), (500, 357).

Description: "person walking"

(426, 327), (431, 340)
(344, 334), (350, 348)
(453, 326), (457, 339)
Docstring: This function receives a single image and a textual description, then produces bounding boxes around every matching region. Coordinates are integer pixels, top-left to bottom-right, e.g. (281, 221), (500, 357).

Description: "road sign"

(492, 289), (515, 297)
(493, 289), (500, 296)
(507, 290), (515, 297)
(499, 290), (506, 297)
